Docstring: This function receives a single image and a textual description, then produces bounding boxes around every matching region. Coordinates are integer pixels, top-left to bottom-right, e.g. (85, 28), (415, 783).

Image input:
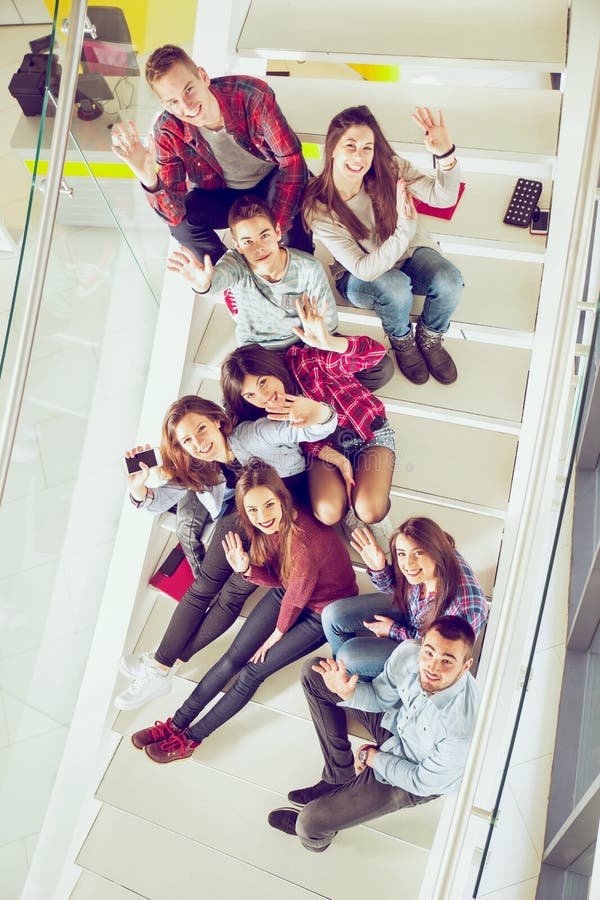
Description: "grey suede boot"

(390, 326), (429, 384)
(415, 320), (458, 384)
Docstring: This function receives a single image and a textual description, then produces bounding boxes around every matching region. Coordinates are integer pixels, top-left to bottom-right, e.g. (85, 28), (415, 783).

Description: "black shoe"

(288, 779), (337, 805)
(268, 807), (299, 836)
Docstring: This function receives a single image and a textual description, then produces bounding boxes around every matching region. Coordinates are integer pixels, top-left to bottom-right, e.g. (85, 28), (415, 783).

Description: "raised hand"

(292, 293), (330, 348)
(249, 628), (283, 664)
(265, 392), (330, 428)
(111, 121), (158, 189)
(167, 245), (214, 293)
(292, 294), (349, 353)
(311, 657), (358, 700)
(410, 107), (453, 157)
(397, 177), (417, 220)
(363, 614), (394, 638)
(124, 444), (152, 501)
(350, 526), (387, 572)
(221, 531), (250, 574)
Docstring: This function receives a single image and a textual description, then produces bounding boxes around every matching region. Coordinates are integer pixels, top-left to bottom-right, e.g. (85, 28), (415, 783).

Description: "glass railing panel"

(472, 303), (599, 897)
(42, 1), (200, 286)
(0, 11), (165, 896)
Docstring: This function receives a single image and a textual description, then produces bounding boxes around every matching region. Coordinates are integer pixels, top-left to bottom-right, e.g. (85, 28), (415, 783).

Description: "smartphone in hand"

(123, 447), (162, 475)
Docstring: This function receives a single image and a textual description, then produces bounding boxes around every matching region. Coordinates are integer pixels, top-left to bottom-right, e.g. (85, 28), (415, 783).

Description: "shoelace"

(128, 667), (167, 694)
(159, 730), (194, 757)
(147, 719), (174, 742)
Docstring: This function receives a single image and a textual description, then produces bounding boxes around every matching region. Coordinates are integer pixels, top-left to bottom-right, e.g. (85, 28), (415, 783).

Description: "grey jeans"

(296, 657), (438, 851)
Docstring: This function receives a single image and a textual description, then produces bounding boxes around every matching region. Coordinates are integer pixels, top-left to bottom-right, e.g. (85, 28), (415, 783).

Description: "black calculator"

(503, 178), (543, 228)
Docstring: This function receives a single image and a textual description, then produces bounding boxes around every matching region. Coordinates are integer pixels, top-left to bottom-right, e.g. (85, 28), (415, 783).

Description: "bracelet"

(319, 403), (335, 424)
(438, 157), (458, 172)
(240, 562), (251, 576)
(192, 287), (211, 296)
(433, 143), (456, 160)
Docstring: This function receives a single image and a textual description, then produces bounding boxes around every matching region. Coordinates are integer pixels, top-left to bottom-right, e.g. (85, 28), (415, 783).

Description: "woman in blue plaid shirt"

(322, 516), (488, 680)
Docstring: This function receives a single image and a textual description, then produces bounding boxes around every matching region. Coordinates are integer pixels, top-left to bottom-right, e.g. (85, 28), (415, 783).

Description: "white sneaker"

(367, 514), (394, 553)
(114, 668), (173, 711)
(341, 507), (364, 542)
(119, 650), (156, 680)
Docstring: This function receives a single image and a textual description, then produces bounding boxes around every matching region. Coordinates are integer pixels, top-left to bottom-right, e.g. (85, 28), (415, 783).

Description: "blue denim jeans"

(336, 246), (464, 340)
(321, 592), (402, 680)
(172, 587), (326, 741)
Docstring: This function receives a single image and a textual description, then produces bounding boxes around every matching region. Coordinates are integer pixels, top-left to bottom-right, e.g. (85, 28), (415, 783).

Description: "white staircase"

(66, 0), (575, 897)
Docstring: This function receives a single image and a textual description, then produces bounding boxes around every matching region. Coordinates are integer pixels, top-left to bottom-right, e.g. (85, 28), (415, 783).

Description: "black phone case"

(503, 178), (543, 228)
(159, 545), (186, 577)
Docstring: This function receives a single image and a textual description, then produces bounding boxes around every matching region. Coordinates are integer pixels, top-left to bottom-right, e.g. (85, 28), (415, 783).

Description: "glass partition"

(0, 3), (191, 894)
(473, 184), (600, 897)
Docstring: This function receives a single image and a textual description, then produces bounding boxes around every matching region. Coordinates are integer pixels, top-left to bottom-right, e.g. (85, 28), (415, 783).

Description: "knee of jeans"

(235, 662), (267, 695)
(372, 269), (413, 305)
(320, 601), (341, 640)
(429, 264), (464, 302)
(216, 590), (248, 616)
(336, 643), (360, 676)
(296, 803), (331, 845)
(300, 656), (323, 688)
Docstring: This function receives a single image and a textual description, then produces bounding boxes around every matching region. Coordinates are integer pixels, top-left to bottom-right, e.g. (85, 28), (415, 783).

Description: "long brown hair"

(221, 344), (298, 425)
(159, 395), (233, 492)
(390, 517), (461, 632)
(302, 105), (399, 243)
(235, 460), (299, 583)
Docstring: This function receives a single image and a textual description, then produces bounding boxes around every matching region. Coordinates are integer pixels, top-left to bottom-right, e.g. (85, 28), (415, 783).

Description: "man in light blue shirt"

(268, 615), (479, 851)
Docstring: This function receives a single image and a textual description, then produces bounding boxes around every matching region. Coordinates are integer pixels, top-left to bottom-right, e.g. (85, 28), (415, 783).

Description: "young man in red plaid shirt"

(111, 44), (312, 261)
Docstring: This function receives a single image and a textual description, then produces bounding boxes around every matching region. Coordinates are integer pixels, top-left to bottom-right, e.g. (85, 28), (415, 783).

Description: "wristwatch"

(358, 747), (370, 765)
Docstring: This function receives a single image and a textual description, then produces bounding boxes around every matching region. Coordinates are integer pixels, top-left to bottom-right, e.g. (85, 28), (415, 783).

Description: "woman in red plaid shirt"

(221, 295), (396, 536)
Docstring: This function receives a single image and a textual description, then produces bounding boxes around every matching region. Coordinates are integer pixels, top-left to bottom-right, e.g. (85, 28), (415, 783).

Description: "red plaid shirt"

(286, 335), (388, 457)
(144, 75), (308, 233)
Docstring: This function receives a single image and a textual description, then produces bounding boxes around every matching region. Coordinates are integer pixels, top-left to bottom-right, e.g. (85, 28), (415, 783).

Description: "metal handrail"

(426, 40), (600, 900)
(0, 0), (88, 503)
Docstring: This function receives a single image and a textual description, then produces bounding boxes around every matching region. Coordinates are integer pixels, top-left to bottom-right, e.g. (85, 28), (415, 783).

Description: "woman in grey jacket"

(303, 105), (464, 386)
(115, 393), (336, 711)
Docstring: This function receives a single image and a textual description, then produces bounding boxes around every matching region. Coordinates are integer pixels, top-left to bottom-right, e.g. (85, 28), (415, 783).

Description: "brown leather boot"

(390, 328), (429, 384)
(415, 320), (457, 384)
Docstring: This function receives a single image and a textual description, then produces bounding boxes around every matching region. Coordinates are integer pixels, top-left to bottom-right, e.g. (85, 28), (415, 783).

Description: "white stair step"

(107, 716), (445, 849)
(70, 870), (142, 900)
(387, 411), (516, 509)
(77, 804), (319, 900)
(195, 313), (530, 426)
(237, 0), (568, 70)
(267, 77), (561, 161)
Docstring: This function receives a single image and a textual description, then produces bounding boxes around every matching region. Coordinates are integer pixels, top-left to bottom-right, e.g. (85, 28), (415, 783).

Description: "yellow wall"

(45, 0), (197, 53)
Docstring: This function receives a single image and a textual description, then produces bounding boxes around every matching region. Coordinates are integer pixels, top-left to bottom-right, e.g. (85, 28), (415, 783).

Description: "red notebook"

(149, 544), (194, 601)
(413, 182), (466, 220)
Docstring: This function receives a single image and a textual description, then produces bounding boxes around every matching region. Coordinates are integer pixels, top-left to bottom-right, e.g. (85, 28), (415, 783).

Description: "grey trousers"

(175, 491), (210, 579)
(296, 657), (437, 851)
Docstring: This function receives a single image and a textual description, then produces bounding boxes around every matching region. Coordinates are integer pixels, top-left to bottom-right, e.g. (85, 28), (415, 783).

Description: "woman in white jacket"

(115, 393), (336, 711)
(303, 104), (463, 385)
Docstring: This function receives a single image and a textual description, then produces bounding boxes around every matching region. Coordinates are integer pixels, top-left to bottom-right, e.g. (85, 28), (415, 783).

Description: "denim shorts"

(334, 420), (396, 465)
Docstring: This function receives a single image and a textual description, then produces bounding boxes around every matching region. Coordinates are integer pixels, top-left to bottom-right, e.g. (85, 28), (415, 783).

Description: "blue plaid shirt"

(368, 552), (488, 641)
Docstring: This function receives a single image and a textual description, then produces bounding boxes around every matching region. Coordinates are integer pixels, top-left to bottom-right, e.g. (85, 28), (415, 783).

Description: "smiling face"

(394, 533), (437, 591)
(243, 485), (283, 534)
(331, 124), (375, 187)
(152, 61), (222, 128)
(174, 412), (229, 463)
(241, 373), (286, 409)
(233, 215), (284, 276)
(418, 627), (473, 693)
